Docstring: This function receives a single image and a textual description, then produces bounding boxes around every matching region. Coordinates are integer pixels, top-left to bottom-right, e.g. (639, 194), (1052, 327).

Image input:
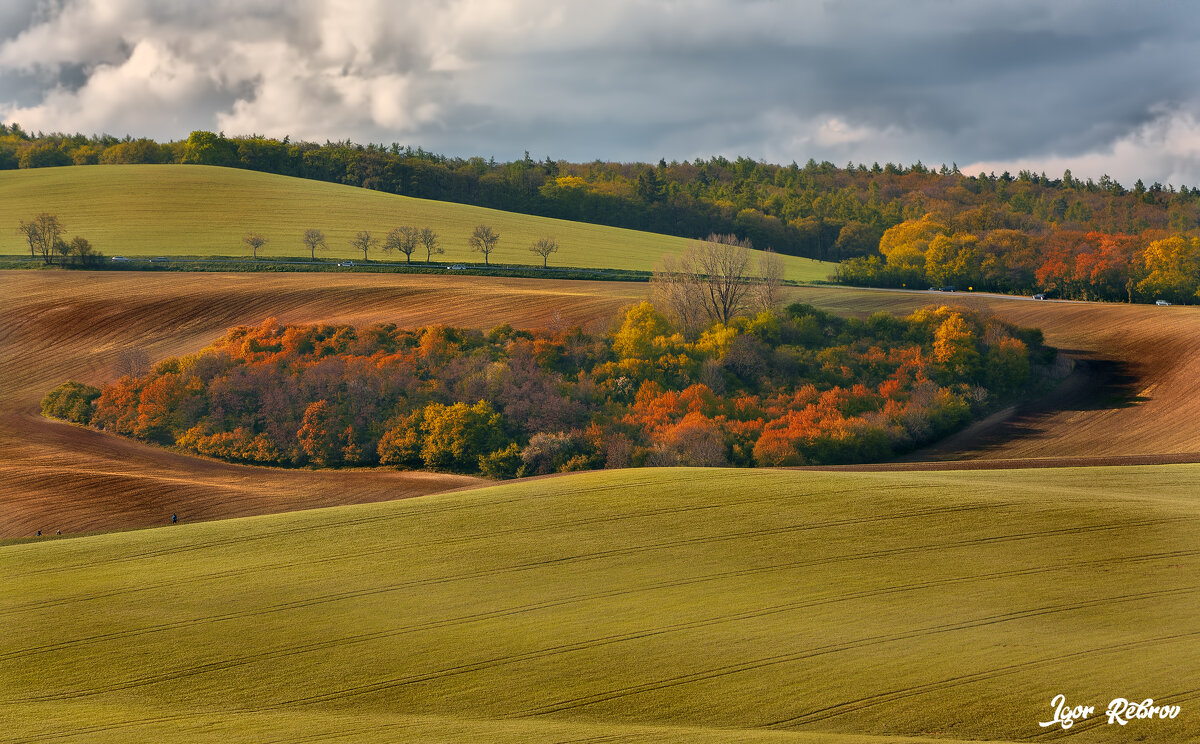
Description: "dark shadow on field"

(893, 352), (1143, 462)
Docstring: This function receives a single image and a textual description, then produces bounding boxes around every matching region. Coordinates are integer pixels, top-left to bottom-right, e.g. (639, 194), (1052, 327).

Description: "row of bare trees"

(651, 233), (785, 330)
(16, 212), (98, 265)
(242, 224), (559, 267)
(467, 225), (561, 267)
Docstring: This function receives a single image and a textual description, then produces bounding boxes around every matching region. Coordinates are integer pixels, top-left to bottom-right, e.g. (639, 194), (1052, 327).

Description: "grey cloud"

(1, 1), (1198, 184)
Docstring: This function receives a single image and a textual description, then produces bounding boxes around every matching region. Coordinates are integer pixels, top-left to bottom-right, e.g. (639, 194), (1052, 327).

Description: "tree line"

(10, 124), (1200, 300)
(5, 124), (1199, 266)
(836, 215), (1200, 304)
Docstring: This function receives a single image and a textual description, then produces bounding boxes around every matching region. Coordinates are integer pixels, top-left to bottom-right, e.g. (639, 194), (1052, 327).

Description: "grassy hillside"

(0, 165), (835, 281)
(1, 466), (1197, 743)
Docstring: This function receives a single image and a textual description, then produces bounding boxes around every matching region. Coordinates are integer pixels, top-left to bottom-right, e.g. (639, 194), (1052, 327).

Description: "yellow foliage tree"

(1136, 235), (1200, 302)
(878, 214), (948, 271)
(613, 302), (673, 360)
(925, 231), (982, 286)
(933, 312), (981, 378)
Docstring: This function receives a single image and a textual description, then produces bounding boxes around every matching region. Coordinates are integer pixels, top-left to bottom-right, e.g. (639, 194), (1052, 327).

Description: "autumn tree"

(243, 232), (268, 259)
(924, 232), (982, 287)
(419, 401), (509, 472)
(302, 228), (327, 260)
(1137, 235), (1200, 302)
(297, 400), (341, 466)
(419, 227), (443, 262)
(529, 236), (559, 267)
(351, 230), (376, 262)
(878, 214), (947, 272)
(385, 225), (419, 263)
(468, 224), (500, 265)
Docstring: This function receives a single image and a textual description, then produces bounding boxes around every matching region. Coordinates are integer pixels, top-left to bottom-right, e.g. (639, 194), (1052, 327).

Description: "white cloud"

(815, 117), (874, 147)
(964, 106), (1200, 187)
(0, 38), (217, 134)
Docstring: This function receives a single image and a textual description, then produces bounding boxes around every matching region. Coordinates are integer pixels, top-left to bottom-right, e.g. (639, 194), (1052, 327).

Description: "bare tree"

(69, 236), (94, 264)
(751, 248), (786, 313)
(350, 230), (376, 262)
(115, 348), (151, 378)
(468, 224), (500, 265)
(694, 234), (754, 323)
(52, 237), (71, 265)
(243, 232), (268, 259)
(651, 252), (709, 334)
(652, 233), (756, 331)
(529, 236), (559, 268)
(17, 213), (63, 264)
(302, 228), (327, 260)
(16, 219), (37, 259)
(384, 226), (420, 263)
(419, 227), (443, 263)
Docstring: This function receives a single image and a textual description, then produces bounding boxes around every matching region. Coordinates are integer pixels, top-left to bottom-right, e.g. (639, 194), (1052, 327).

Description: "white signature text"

(1039, 693), (1181, 730)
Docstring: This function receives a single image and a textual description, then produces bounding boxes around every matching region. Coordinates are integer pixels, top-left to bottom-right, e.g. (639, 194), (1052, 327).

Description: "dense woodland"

(7, 124), (1200, 301)
(44, 303), (1052, 474)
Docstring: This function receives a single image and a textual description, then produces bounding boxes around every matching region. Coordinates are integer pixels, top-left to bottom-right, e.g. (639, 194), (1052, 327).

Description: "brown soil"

(0, 271), (643, 537)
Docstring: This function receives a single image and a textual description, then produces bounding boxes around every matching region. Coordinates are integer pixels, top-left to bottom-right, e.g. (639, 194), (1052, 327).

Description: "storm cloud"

(2, 0), (1199, 185)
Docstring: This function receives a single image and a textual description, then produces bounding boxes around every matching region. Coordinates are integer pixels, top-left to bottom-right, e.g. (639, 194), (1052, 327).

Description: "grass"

(0, 165), (835, 282)
(1, 465), (1197, 743)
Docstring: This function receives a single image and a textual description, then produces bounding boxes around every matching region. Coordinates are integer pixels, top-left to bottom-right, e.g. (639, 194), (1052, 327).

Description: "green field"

(2, 466), (1196, 743)
(0, 165), (835, 281)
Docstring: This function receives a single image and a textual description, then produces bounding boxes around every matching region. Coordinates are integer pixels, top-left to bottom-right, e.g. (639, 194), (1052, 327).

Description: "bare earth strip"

(4, 272), (1200, 537)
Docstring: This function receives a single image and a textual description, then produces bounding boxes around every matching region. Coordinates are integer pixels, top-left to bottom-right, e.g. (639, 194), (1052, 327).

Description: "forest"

(7, 124), (1200, 301)
(42, 302), (1053, 475)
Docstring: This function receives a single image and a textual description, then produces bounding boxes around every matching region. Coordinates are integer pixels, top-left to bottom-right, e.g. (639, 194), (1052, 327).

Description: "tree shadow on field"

(896, 351), (1144, 461)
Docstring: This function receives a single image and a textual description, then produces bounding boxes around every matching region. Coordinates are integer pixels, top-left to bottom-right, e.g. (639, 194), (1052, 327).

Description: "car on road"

(111, 256), (129, 262)
(1033, 293), (1047, 300)
(447, 264), (467, 270)
(150, 256), (169, 262)
(338, 260), (355, 267)
(1156, 299), (1171, 306)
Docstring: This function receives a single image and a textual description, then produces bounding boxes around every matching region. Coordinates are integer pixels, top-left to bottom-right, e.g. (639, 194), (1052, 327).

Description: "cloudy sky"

(2, 0), (1198, 185)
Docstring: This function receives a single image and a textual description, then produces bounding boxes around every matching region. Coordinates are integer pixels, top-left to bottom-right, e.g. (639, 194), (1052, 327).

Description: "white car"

(1155, 299), (1171, 306)
(111, 255), (130, 262)
(338, 260), (355, 267)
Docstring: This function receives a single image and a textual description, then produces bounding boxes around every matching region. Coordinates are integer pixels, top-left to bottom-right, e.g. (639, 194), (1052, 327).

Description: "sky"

(2, 0), (1199, 186)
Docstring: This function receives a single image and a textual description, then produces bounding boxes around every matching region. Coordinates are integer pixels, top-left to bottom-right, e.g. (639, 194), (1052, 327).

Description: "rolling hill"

(1, 466), (1197, 742)
(0, 164), (836, 281)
